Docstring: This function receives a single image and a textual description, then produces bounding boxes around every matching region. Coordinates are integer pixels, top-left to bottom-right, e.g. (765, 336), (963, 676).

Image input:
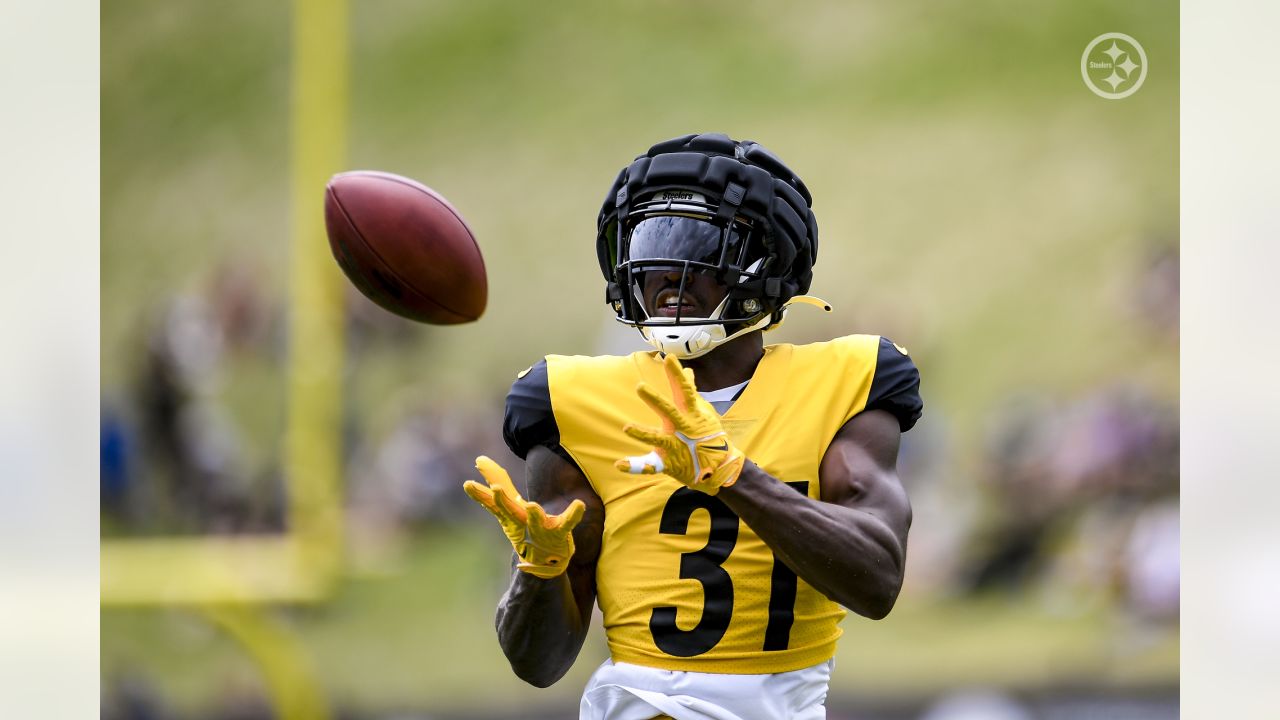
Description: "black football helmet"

(596, 133), (819, 358)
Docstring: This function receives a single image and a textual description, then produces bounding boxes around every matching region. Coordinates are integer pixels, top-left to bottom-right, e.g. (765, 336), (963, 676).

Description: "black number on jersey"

(763, 481), (808, 651)
(650, 487), (739, 657)
(650, 481), (810, 656)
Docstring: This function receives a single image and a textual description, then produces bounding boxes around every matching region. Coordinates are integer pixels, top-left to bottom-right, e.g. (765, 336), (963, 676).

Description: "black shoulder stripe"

(502, 360), (563, 460)
(866, 337), (924, 432)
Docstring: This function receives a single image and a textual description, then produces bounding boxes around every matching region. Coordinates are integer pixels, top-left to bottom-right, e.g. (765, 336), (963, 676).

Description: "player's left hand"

(463, 456), (585, 579)
(615, 354), (745, 494)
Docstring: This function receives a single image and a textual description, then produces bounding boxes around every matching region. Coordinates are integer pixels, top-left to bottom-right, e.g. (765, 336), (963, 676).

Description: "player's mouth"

(653, 288), (701, 318)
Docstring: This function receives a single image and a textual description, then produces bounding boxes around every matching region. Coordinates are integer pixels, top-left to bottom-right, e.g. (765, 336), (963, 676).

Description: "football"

(324, 170), (487, 324)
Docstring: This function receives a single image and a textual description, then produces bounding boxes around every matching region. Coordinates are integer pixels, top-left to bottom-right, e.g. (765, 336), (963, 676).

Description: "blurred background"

(100, 1), (1178, 718)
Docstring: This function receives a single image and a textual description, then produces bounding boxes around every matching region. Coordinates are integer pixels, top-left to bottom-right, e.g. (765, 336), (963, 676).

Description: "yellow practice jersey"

(502, 334), (922, 674)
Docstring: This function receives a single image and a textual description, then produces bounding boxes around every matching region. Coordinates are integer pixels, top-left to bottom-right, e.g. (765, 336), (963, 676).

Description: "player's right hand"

(463, 455), (585, 579)
(615, 354), (745, 495)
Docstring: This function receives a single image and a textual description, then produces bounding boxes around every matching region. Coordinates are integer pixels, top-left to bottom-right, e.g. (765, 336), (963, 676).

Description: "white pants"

(579, 658), (832, 720)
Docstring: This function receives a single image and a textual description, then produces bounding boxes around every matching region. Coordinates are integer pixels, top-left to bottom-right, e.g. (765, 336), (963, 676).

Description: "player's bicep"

(818, 410), (912, 543)
(525, 445), (603, 623)
(524, 445), (604, 564)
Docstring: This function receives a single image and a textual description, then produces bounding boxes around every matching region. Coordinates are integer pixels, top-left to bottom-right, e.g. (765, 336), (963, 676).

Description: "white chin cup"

(640, 321), (725, 359)
(638, 312), (773, 359)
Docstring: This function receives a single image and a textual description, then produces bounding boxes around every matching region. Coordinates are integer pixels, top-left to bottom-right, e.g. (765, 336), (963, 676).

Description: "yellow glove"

(614, 354), (746, 494)
(463, 455), (585, 579)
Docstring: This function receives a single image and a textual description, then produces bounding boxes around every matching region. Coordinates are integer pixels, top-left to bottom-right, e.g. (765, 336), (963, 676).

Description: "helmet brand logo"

(656, 190), (705, 203)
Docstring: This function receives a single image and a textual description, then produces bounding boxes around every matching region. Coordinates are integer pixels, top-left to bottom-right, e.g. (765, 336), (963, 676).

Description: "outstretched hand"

(615, 354), (745, 494)
(463, 455), (586, 578)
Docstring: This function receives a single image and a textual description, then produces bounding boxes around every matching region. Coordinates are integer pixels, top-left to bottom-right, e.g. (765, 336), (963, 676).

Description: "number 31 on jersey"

(650, 482), (809, 657)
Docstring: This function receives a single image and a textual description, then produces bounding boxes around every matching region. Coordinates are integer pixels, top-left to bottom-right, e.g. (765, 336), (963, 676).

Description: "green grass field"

(103, 0), (1178, 714)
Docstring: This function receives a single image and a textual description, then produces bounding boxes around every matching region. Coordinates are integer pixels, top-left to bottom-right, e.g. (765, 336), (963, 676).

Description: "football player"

(463, 133), (922, 719)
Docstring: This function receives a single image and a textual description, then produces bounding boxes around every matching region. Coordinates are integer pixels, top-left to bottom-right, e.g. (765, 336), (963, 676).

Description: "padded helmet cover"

(596, 133), (819, 314)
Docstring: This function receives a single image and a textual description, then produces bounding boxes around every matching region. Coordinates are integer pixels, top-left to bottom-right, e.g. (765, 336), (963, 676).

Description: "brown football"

(324, 170), (487, 324)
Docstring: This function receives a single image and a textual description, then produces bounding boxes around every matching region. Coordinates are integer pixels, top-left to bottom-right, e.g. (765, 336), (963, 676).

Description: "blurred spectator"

(1123, 499), (1179, 622)
(206, 256), (276, 358)
(1131, 242), (1178, 340)
(960, 396), (1061, 593)
(101, 673), (167, 720)
(104, 251), (306, 536)
(345, 387), (513, 562)
(125, 288), (260, 534)
(208, 672), (273, 720)
(101, 402), (136, 526)
(960, 383), (1178, 612)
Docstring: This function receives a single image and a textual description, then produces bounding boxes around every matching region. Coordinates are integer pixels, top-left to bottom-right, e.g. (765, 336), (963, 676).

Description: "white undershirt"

(699, 379), (750, 415)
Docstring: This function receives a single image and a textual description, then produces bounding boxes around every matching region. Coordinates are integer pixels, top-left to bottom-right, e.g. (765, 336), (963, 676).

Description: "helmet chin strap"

(639, 294), (833, 359)
(764, 295), (833, 332)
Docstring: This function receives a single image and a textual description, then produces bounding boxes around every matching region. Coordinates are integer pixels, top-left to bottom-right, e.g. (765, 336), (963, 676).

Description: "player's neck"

(679, 332), (765, 391)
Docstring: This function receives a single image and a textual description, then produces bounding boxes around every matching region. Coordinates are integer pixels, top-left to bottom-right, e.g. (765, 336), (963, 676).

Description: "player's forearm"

(494, 568), (589, 687)
(719, 463), (907, 619)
